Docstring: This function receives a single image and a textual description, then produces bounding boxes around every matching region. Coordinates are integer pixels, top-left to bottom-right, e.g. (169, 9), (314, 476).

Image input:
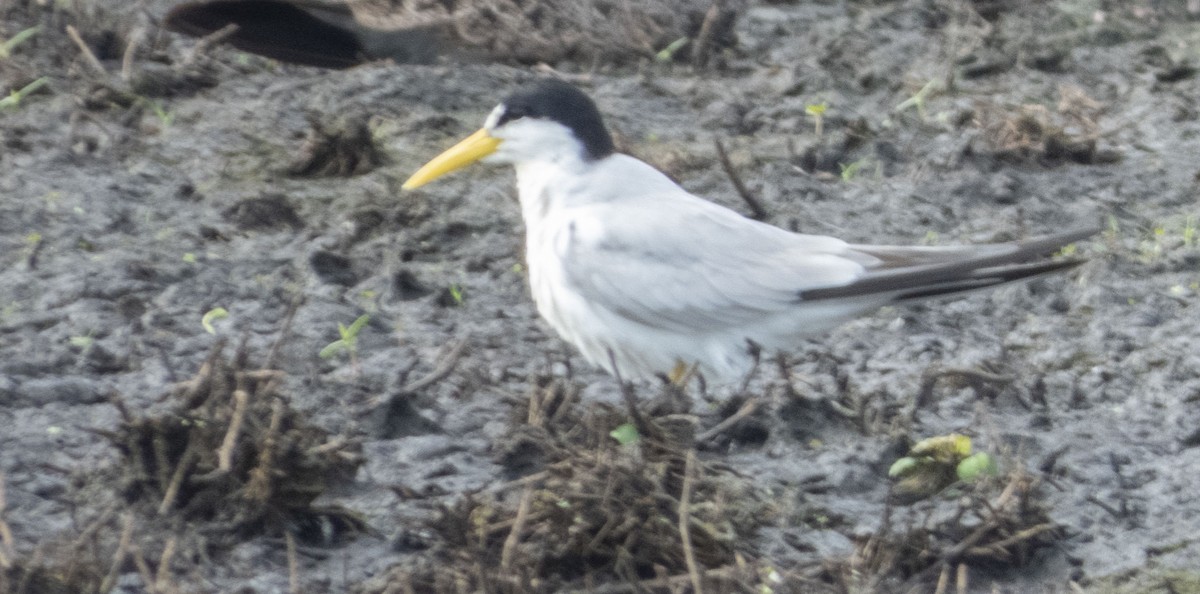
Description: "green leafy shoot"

(0, 77), (49, 111)
(0, 26), (41, 60)
(894, 78), (939, 118)
(655, 37), (689, 62)
(201, 307), (229, 335)
(448, 284), (465, 306)
(839, 159), (865, 182)
(609, 423), (640, 445)
(319, 314), (370, 359)
(805, 102), (828, 137)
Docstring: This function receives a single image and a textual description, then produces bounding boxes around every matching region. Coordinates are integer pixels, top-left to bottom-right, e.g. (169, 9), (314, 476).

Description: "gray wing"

(560, 197), (876, 334)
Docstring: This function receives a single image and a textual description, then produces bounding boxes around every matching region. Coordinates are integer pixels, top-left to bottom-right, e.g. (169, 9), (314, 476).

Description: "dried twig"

(155, 537), (177, 592)
(0, 474), (13, 569)
(500, 487), (534, 572)
(99, 513), (135, 592)
(401, 335), (470, 393)
(713, 138), (767, 220)
(121, 25), (145, 82)
(696, 397), (761, 442)
(678, 450), (703, 594)
(158, 438), (198, 515)
(217, 389), (250, 472)
(184, 23), (240, 66)
(66, 25), (108, 77)
(286, 530), (300, 594)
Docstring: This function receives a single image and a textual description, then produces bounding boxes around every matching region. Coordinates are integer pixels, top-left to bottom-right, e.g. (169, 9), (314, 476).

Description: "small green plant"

(609, 423), (639, 445)
(888, 433), (997, 501)
(201, 307), (229, 334)
(319, 314), (371, 370)
(0, 77), (49, 111)
(448, 284), (465, 306)
(805, 101), (828, 137)
(1184, 215), (1196, 247)
(141, 99), (174, 128)
(0, 26), (41, 60)
(839, 159), (866, 182)
(894, 78), (940, 118)
(655, 37), (689, 62)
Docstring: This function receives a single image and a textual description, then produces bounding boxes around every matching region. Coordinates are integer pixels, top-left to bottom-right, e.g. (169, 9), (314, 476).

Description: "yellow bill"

(402, 128), (501, 190)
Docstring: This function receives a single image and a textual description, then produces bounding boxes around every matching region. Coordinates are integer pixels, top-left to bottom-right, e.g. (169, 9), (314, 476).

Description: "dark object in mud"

(357, 378), (767, 593)
(222, 193), (306, 230)
(164, 0), (741, 67)
(288, 112), (385, 177)
(105, 340), (365, 547)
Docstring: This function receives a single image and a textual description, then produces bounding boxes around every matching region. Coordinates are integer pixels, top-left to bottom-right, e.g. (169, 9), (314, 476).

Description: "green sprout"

(0, 26), (41, 60)
(655, 37), (690, 62)
(448, 284), (465, 306)
(142, 99), (174, 128)
(609, 423), (640, 445)
(201, 307), (229, 334)
(0, 77), (49, 111)
(894, 78), (940, 118)
(839, 159), (866, 182)
(805, 102), (828, 137)
(1184, 215), (1196, 247)
(319, 314), (371, 363)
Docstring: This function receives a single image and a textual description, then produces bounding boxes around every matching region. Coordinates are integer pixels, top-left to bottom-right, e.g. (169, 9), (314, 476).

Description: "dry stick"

(99, 513), (136, 593)
(184, 23), (240, 66)
(401, 335), (470, 393)
(286, 531), (301, 594)
(933, 564), (950, 594)
(955, 562), (968, 594)
(121, 25), (145, 82)
(65, 25), (108, 77)
(696, 397), (761, 442)
(158, 438), (199, 515)
(678, 451), (703, 594)
(965, 523), (1058, 557)
(500, 486), (535, 572)
(217, 389), (251, 472)
(155, 537), (177, 592)
(691, 0), (722, 67)
(0, 474), (12, 569)
(131, 547), (157, 594)
(713, 138), (767, 221)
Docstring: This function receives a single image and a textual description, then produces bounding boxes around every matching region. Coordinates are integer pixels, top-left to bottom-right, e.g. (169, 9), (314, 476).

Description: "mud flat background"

(2, 1), (1199, 592)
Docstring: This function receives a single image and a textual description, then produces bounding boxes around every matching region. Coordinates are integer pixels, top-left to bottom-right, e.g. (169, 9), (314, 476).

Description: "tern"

(404, 80), (1096, 383)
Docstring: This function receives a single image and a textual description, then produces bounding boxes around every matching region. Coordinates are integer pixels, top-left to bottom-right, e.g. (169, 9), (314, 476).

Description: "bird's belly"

(526, 254), (760, 381)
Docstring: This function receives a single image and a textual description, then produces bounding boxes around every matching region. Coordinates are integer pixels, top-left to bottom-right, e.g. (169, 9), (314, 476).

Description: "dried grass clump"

(972, 85), (1118, 164)
(822, 467), (1064, 593)
(448, 0), (741, 64)
(358, 378), (770, 594)
(106, 339), (365, 547)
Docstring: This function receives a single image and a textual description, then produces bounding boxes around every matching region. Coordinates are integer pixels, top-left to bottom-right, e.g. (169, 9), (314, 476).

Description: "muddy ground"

(2, 0), (1199, 592)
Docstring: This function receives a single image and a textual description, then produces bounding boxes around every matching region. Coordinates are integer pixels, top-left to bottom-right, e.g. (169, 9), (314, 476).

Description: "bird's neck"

(513, 158), (593, 222)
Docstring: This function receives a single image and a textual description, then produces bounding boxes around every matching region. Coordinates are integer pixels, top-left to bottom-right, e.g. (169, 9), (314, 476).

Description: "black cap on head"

(497, 80), (616, 161)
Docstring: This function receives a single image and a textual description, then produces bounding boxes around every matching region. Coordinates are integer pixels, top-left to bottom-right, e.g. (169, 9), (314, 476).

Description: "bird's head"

(403, 79), (615, 190)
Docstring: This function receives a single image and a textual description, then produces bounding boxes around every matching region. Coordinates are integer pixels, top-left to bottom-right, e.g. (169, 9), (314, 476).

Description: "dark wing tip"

(801, 225), (1098, 302)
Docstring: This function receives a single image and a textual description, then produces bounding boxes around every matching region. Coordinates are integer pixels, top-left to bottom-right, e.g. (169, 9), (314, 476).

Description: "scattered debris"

(357, 377), (769, 593)
(106, 339), (366, 548)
